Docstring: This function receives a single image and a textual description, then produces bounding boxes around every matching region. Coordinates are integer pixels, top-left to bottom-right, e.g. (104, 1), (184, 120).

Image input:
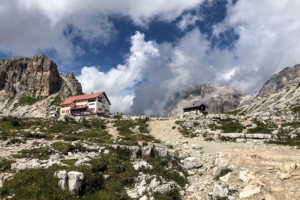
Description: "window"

(98, 108), (102, 111)
(62, 111), (65, 113)
(66, 110), (69, 113)
(88, 98), (96, 102)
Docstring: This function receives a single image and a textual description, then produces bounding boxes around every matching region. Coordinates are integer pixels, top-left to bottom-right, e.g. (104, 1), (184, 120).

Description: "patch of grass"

(116, 146), (132, 161)
(6, 138), (25, 145)
(214, 168), (232, 181)
(0, 152), (138, 199)
(60, 159), (78, 166)
(204, 137), (214, 141)
(12, 147), (53, 160)
(247, 120), (272, 134)
(146, 176), (163, 185)
(63, 135), (80, 141)
(152, 189), (181, 200)
(172, 126), (176, 129)
(179, 128), (197, 138)
(266, 135), (300, 147)
(19, 96), (45, 106)
(0, 159), (16, 173)
(114, 119), (160, 145)
(52, 142), (78, 155)
(113, 115), (122, 120)
(49, 96), (62, 106)
(292, 106), (300, 113)
(209, 119), (243, 133)
(143, 151), (187, 188)
(225, 109), (242, 115)
(219, 136), (229, 142)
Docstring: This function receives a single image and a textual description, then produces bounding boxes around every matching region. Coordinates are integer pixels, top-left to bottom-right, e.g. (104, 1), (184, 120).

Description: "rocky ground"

(0, 113), (299, 200)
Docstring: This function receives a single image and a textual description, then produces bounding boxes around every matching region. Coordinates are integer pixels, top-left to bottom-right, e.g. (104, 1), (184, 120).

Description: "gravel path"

(106, 123), (119, 139)
(147, 119), (300, 156)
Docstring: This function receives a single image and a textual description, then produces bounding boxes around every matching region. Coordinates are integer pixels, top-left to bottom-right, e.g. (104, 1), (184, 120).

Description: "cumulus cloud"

(177, 13), (202, 31)
(0, 0), (206, 60)
(76, 31), (160, 113)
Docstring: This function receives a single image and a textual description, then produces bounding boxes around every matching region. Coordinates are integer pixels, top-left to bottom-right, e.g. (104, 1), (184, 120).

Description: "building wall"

(96, 94), (110, 113)
(74, 100), (88, 108)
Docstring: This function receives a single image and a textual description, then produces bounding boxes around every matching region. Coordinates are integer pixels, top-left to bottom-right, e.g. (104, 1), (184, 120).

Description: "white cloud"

(0, 0), (206, 61)
(76, 31), (160, 113)
(177, 13), (202, 31)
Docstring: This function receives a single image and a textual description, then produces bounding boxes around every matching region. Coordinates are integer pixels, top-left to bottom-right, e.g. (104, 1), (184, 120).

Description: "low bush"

(214, 168), (232, 181)
(116, 146), (132, 161)
(0, 160), (15, 173)
(12, 147), (53, 160)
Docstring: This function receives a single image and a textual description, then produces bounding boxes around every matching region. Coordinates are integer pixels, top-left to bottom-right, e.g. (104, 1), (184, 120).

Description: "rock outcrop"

(0, 54), (82, 100)
(258, 64), (300, 97)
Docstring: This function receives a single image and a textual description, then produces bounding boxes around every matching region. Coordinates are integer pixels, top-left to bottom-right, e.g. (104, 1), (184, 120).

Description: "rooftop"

(59, 92), (111, 106)
(183, 103), (206, 109)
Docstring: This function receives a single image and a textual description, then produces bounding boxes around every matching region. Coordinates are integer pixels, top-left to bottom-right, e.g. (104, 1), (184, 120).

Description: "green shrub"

(83, 174), (105, 194)
(204, 137), (214, 141)
(0, 160), (15, 172)
(60, 159), (78, 166)
(13, 147), (53, 160)
(19, 96), (44, 106)
(52, 142), (76, 155)
(113, 115), (122, 120)
(116, 146), (132, 161)
(209, 120), (243, 133)
(63, 135), (79, 141)
(219, 136), (229, 142)
(214, 168), (232, 180)
(91, 159), (109, 173)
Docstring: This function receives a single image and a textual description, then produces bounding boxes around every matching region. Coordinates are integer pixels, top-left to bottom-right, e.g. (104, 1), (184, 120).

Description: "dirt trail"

(106, 123), (119, 139)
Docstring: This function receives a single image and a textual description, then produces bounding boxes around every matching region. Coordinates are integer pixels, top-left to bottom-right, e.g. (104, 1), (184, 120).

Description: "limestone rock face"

(258, 64), (300, 97)
(168, 85), (245, 116)
(0, 54), (83, 100)
(59, 72), (83, 100)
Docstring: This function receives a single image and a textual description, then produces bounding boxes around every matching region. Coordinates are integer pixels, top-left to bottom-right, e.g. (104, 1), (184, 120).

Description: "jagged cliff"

(168, 85), (245, 116)
(0, 54), (83, 117)
(258, 64), (300, 97)
(233, 63), (300, 116)
(0, 54), (82, 100)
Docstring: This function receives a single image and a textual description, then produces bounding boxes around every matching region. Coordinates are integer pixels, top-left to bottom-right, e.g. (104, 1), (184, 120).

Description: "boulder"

(149, 178), (161, 191)
(239, 185), (260, 198)
(74, 116), (86, 126)
(133, 161), (153, 171)
(142, 146), (152, 157)
(68, 171), (84, 194)
(154, 184), (173, 194)
(54, 170), (68, 190)
(212, 183), (228, 199)
(180, 157), (203, 170)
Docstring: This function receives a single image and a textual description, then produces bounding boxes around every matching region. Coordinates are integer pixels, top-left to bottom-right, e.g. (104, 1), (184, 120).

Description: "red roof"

(59, 92), (111, 106)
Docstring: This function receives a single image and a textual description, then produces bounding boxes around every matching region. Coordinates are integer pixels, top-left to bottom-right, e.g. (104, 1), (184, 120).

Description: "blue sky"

(0, 0), (300, 115)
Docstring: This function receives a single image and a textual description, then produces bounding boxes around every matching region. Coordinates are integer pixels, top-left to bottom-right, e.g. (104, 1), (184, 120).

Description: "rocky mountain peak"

(258, 64), (300, 97)
(0, 54), (83, 100)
